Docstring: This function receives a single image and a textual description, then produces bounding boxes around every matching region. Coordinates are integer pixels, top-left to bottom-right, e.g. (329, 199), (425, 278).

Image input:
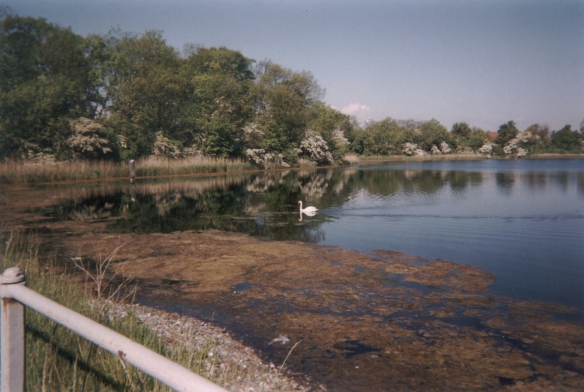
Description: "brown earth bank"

(2, 184), (584, 391)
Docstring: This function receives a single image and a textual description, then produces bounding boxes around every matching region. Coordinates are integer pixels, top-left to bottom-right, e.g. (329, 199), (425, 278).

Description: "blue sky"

(5, 0), (584, 132)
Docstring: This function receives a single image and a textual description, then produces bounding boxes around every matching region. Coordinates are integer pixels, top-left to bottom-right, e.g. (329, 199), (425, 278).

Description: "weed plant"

(0, 231), (226, 391)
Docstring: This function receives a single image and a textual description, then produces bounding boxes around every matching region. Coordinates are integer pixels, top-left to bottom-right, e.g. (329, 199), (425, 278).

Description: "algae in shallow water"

(33, 228), (584, 391)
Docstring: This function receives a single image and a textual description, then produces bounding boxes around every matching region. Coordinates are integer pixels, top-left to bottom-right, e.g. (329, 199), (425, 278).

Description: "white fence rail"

(1, 267), (227, 392)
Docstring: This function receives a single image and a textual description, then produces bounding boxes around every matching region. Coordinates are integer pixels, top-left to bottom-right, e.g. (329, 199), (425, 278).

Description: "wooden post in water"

(129, 159), (136, 183)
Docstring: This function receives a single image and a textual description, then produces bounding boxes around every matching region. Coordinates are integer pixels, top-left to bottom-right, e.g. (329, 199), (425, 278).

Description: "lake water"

(49, 158), (584, 316)
(319, 159), (584, 315)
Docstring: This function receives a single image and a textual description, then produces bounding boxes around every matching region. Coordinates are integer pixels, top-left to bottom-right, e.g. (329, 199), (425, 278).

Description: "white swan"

(298, 201), (318, 215)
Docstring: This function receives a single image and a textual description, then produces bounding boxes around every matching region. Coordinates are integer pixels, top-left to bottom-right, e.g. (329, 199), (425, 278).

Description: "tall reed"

(0, 156), (256, 184)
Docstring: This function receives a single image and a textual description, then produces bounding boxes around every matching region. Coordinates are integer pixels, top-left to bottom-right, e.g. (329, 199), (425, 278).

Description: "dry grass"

(0, 156), (255, 184)
(342, 154), (360, 164)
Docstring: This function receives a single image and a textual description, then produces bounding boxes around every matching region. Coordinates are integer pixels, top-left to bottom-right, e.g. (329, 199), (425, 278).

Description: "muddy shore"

(2, 183), (584, 391)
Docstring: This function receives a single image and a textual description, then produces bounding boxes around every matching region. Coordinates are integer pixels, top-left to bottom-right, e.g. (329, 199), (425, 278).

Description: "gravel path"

(104, 301), (320, 392)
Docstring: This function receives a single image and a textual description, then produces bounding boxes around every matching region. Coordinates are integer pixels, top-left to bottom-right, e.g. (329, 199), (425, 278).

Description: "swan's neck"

(299, 201), (303, 211)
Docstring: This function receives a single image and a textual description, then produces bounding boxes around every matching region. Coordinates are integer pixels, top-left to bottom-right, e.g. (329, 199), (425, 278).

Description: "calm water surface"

(49, 158), (584, 315)
(320, 159), (584, 313)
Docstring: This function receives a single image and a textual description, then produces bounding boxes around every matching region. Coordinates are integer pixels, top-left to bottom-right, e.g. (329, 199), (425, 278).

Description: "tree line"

(1, 13), (582, 165)
(352, 119), (583, 158)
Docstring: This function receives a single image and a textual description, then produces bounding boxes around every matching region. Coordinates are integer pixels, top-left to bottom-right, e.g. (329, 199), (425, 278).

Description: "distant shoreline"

(522, 153), (584, 159)
(0, 153), (582, 185)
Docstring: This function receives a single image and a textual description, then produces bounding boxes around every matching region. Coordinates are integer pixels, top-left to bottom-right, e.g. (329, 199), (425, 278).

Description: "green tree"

(465, 127), (489, 151)
(104, 31), (189, 159)
(185, 46), (255, 156)
(494, 121), (519, 146)
(356, 118), (409, 156)
(551, 125), (582, 153)
(0, 16), (99, 158)
(415, 119), (449, 151)
(349, 129), (367, 155)
(525, 123), (550, 145)
(307, 102), (353, 161)
(451, 122), (472, 139)
(201, 115), (241, 157)
(185, 45), (254, 82)
(252, 61), (324, 154)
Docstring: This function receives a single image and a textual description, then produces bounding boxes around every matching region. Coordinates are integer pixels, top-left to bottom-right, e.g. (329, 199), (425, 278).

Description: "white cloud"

(341, 103), (373, 123)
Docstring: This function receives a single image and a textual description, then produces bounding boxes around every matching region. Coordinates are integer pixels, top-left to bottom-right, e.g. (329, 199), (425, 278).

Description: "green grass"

(0, 231), (229, 391)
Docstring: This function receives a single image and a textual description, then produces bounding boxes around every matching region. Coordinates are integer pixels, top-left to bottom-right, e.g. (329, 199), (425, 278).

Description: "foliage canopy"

(1, 14), (581, 163)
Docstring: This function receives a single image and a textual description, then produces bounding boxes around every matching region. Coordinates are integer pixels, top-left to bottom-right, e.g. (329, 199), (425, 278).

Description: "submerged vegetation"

(1, 10), (582, 171)
(17, 227), (584, 392)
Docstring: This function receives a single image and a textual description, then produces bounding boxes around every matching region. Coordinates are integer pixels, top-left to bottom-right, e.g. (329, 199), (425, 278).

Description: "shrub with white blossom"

(153, 131), (182, 158)
(67, 118), (115, 159)
(245, 148), (268, 165)
(402, 142), (425, 156)
(245, 149), (290, 168)
(277, 153), (290, 167)
(332, 129), (349, 146)
(431, 142), (451, 154)
(299, 129), (333, 165)
(477, 144), (493, 157)
(403, 143), (416, 156)
(440, 141), (451, 154)
(241, 123), (265, 147)
(517, 131), (536, 144)
(503, 137), (528, 157)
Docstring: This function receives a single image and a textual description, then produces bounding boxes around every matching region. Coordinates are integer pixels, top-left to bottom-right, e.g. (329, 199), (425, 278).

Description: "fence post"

(1, 267), (26, 392)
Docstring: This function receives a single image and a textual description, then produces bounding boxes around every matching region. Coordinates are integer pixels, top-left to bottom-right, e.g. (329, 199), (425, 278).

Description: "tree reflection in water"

(48, 167), (489, 245)
(48, 162), (583, 247)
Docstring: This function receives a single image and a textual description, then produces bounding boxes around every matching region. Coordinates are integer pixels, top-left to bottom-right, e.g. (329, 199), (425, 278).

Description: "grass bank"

(525, 153), (584, 159)
(352, 153), (583, 165)
(353, 153), (487, 163)
(0, 231), (303, 391)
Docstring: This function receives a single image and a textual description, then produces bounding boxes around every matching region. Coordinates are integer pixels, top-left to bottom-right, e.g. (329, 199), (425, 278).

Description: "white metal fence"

(0, 267), (227, 392)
